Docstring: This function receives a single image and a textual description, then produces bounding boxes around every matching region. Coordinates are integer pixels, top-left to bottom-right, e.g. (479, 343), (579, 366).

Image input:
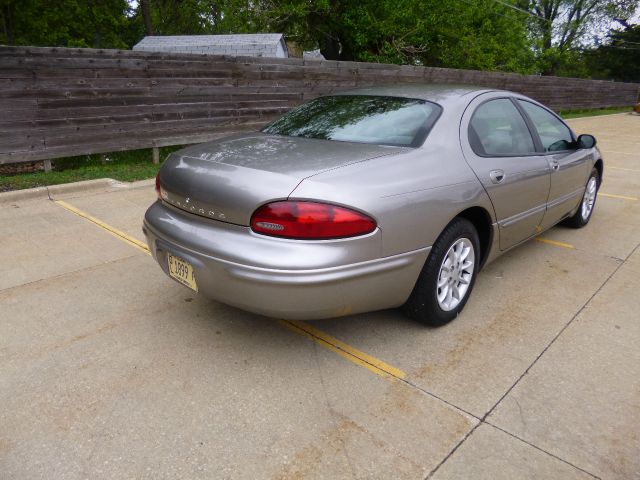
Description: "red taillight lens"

(155, 172), (161, 199)
(251, 201), (376, 239)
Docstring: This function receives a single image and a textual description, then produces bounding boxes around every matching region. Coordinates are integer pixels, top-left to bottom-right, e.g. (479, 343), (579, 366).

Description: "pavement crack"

(424, 241), (640, 479)
(484, 240), (640, 424)
(485, 422), (602, 479)
(513, 396), (527, 430)
(310, 341), (358, 480)
(424, 422), (482, 479)
(0, 254), (141, 294)
(401, 378), (480, 421)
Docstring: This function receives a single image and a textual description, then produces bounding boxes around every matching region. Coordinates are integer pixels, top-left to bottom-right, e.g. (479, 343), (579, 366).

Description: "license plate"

(167, 254), (198, 292)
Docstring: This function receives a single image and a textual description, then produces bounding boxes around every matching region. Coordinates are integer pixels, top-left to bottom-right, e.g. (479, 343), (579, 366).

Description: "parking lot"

(1, 113), (638, 479)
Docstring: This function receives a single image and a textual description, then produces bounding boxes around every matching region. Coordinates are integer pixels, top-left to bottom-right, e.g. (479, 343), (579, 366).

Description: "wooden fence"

(1, 45), (638, 167)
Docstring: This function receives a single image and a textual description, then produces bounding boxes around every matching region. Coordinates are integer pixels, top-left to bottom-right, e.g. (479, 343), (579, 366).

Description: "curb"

(47, 178), (124, 196)
(0, 178), (155, 205)
(0, 187), (50, 204)
(127, 178), (156, 190)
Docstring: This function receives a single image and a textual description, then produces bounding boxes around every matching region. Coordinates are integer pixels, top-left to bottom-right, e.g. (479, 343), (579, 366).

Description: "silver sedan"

(143, 85), (602, 325)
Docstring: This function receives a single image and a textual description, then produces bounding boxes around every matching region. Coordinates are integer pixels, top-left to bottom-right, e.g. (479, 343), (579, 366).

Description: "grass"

(558, 106), (633, 119)
(0, 104), (635, 192)
(0, 145), (185, 192)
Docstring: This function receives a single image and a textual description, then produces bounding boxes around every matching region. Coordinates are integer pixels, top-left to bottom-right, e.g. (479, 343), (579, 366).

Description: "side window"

(469, 99), (536, 156)
(518, 100), (574, 152)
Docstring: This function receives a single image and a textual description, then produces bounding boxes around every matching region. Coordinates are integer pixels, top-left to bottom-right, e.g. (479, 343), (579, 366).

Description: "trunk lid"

(159, 133), (406, 226)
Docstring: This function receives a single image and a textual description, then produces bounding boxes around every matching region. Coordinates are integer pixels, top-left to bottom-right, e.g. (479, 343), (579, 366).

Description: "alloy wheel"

(436, 238), (475, 311)
(581, 176), (597, 220)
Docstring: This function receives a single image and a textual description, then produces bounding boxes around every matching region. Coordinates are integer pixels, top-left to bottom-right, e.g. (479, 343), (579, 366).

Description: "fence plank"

(0, 45), (637, 165)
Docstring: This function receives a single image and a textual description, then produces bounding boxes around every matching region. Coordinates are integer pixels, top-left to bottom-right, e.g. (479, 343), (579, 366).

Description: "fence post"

(152, 147), (160, 165)
(43, 159), (52, 173)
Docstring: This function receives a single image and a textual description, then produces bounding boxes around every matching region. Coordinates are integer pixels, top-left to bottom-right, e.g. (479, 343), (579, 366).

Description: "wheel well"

(457, 207), (493, 268)
(594, 158), (603, 185)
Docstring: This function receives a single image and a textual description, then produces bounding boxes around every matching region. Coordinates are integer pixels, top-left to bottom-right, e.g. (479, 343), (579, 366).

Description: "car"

(143, 84), (602, 325)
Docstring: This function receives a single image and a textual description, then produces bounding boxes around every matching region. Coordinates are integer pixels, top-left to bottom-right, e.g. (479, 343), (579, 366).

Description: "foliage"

(515, 0), (639, 74)
(1, 0), (638, 79)
(213, 0), (536, 72)
(586, 23), (640, 81)
(0, 0), (130, 48)
(125, 0), (222, 42)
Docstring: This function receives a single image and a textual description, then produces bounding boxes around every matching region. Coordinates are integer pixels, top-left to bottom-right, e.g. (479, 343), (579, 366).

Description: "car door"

(516, 99), (592, 230)
(460, 95), (551, 251)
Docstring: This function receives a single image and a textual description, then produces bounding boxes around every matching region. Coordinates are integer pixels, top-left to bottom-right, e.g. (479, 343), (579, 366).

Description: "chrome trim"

(546, 187), (584, 210)
(499, 202), (547, 228)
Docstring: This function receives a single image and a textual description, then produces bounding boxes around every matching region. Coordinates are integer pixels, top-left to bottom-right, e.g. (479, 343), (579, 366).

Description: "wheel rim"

(436, 238), (475, 312)
(581, 176), (597, 220)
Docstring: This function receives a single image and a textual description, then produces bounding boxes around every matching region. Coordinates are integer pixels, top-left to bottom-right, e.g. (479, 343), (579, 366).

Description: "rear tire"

(563, 167), (600, 229)
(403, 218), (480, 327)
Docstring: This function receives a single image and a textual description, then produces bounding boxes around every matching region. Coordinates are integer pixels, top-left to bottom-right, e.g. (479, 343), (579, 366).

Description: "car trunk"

(158, 133), (406, 226)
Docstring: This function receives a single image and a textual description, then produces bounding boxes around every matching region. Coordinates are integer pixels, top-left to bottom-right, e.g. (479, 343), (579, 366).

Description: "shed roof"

(132, 34), (288, 57)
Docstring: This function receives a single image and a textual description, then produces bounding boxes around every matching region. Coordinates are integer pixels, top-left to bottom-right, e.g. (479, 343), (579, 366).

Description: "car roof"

(336, 84), (498, 107)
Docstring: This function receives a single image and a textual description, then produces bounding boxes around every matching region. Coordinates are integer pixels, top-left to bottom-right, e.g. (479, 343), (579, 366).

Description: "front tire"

(563, 167), (600, 228)
(403, 218), (480, 326)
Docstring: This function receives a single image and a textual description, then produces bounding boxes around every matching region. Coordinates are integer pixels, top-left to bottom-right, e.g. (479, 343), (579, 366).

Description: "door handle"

(550, 160), (560, 171)
(489, 170), (505, 184)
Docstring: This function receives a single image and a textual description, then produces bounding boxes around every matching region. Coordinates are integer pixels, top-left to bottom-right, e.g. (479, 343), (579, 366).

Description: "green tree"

(0, 0), (538, 75)
(0, 0), (130, 48)
(586, 21), (640, 81)
(514, 0), (639, 74)
(123, 0), (224, 47)
(214, 0), (536, 73)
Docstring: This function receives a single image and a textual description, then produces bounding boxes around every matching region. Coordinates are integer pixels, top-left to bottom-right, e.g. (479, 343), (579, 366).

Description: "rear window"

(262, 95), (442, 147)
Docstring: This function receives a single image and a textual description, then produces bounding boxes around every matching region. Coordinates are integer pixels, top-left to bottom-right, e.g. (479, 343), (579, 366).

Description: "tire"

(403, 218), (480, 327)
(563, 167), (600, 229)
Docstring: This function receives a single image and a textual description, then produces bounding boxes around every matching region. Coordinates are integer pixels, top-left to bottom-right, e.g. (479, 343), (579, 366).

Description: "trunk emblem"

(163, 193), (227, 221)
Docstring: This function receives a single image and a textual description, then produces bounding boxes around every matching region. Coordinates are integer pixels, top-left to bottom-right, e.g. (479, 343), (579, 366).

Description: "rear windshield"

(262, 95), (442, 147)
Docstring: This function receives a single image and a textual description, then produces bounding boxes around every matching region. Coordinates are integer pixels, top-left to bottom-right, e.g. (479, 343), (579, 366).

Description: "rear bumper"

(143, 201), (429, 319)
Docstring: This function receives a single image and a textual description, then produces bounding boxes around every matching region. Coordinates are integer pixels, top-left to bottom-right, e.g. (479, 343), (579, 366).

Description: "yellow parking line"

(54, 199), (406, 381)
(54, 200), (151, 255)
(535, 237), (575, 249)
(280, 320), (406, 379)
(599, 192), (638, 201)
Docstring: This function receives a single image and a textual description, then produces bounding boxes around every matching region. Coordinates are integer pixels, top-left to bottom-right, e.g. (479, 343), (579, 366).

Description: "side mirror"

(577, 134), (596, 149)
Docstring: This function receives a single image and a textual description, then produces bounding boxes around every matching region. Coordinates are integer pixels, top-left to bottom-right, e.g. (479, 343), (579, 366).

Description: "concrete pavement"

(0, 113), (638, 479)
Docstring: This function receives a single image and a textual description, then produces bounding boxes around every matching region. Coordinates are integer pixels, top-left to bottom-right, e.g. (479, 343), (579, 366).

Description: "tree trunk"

(2, 3), (14, 45)
(141, 0), (154, 36)
(319, 35), (341, 61)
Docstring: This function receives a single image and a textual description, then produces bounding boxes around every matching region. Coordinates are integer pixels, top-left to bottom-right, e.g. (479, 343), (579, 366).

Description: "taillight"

(155, 172), (161, 199)
(251, 201), (376, 240)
